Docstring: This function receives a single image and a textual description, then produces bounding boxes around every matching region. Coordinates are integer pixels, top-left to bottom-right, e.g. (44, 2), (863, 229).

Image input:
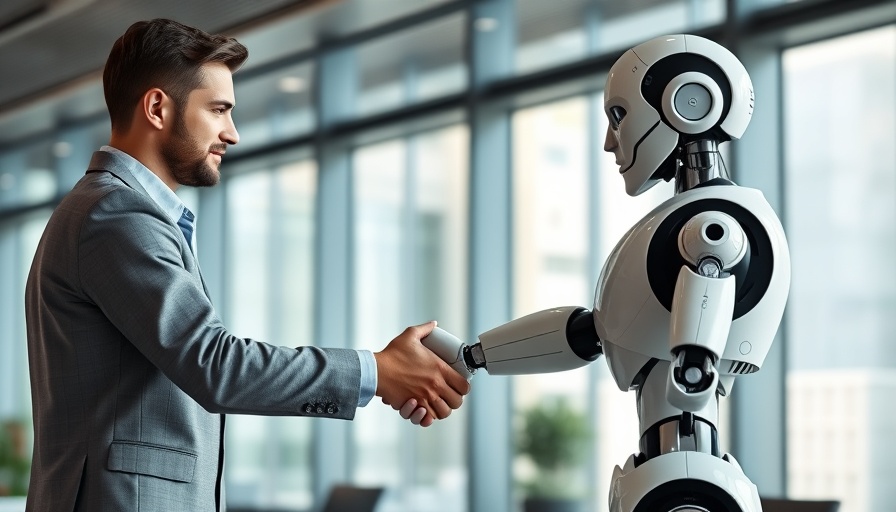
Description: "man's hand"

(374, 321), (471, 427)
(396, 398), (429, 426)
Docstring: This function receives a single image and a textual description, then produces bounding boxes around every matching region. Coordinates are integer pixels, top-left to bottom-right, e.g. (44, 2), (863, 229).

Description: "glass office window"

(783, 25), (896, 512)
(515, 0), (725, 74)
(52, 120), (111, 194)
(0, 221), (16, 418)
(0, 211), (49, 415)
(511, 97), (594, 509)
(0, 142), (57, 212)
(0, 209), (50, 496)
(232, 63), (315, 156)
(511, 94), (675, 511)
(352, 124), (469, 512)
(355, 14), (467, 118)
(224, 159), (318, 509)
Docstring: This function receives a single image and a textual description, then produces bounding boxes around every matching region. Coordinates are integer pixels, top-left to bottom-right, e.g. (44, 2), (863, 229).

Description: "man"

(24, 18), (469, 511)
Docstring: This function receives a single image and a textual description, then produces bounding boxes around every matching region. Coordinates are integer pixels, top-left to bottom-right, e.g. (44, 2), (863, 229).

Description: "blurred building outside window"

(783, 25), (896, 512)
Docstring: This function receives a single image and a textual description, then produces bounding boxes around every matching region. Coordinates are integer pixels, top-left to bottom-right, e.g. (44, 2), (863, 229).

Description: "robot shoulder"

(647, 185), (787, 320)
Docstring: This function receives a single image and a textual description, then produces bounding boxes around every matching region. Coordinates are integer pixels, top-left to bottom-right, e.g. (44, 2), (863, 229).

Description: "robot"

(422, 34), (790, 512)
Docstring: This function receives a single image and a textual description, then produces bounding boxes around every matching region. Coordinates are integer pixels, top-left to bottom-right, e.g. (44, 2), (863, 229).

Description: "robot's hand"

(421, 327), (475, 380)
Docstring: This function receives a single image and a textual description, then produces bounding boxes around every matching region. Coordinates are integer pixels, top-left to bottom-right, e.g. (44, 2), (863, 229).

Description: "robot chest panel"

(593, 198), (674, 359)
(593, 185), (785, 362)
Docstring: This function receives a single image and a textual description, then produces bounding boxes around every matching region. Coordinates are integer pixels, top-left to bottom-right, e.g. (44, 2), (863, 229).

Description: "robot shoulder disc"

(646, 186), (785, 320)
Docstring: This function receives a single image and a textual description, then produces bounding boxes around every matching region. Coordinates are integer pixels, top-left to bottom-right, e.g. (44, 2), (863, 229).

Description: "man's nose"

(223, 116), (240, 145)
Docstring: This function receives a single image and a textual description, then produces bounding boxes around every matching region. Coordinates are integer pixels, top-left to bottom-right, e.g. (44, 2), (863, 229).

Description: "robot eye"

(609, 106), (627, 129)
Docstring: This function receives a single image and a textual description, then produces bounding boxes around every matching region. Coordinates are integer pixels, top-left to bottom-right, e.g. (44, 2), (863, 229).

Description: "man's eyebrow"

(209, 100), (235, 110)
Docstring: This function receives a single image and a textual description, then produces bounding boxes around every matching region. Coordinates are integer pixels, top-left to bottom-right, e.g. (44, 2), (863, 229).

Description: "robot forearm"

(422, 307), (602, 377)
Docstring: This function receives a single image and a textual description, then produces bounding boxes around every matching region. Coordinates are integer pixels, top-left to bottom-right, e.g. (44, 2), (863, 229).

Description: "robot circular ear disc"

(662, 72), (725, 134)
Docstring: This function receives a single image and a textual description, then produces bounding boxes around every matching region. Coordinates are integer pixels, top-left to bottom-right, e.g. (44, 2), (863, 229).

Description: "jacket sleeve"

(77, 186), (361, 419)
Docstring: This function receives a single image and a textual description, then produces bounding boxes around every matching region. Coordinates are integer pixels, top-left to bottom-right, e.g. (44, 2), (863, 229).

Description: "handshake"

(372, 307), (596, 426)
(373, 321), (473, 427)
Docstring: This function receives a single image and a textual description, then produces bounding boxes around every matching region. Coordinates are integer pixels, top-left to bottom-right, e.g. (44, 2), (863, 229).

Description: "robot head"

(603, 34), (754, 196)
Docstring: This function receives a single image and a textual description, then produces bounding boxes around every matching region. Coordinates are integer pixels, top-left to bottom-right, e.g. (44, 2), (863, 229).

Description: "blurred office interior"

(0, 0), (894, 510)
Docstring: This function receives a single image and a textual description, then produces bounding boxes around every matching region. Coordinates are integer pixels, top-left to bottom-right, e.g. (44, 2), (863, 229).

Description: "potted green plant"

(516, 398), (591, 512)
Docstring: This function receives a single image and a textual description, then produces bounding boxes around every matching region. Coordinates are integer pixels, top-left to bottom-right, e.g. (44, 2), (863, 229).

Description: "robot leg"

(609, 451), (761, 512)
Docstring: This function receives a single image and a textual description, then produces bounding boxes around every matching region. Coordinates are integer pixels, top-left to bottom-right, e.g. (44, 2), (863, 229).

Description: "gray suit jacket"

(25, 151), (361, 511)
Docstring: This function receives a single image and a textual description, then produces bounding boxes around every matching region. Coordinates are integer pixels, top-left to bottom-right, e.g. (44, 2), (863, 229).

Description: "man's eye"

(609, 106), (627, 128)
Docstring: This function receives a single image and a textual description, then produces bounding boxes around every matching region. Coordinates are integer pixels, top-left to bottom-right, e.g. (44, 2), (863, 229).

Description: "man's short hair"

(103, 18), (248, 131)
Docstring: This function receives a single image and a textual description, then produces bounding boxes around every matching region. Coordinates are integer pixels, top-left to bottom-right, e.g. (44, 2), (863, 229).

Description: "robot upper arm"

(665, 209), (751, 411)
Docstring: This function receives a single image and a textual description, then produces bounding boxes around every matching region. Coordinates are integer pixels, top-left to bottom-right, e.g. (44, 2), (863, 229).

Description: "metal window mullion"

(264, 166), (286, 500)
(262, 95), (294, 501)
(727, 42), (787, 498)
(311, 45), (358, 503)
(467, 1), (515, 511)
(402, 133), (419, 489)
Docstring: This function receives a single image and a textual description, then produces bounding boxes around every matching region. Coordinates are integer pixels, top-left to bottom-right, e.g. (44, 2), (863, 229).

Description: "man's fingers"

(407, 320), (437, 340)
(410, 408), (427, 425)
(442, 391), (463, 410)
(435, 358), (469, 410)
(431, 398), (452, 420)
(445, 368), (471, 396)
(399, 399), (418, 419)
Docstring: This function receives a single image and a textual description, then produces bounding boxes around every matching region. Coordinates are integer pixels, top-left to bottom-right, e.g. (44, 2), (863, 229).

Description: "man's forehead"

(193, 63), (236, 97)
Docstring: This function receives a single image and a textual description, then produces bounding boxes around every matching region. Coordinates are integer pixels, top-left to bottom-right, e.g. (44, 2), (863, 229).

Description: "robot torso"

(593, 182), (791, 392)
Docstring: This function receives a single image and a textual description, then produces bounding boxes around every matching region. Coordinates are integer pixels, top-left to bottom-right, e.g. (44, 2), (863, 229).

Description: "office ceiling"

(0, 0), (330, 111)
(0, 0), (451, 122)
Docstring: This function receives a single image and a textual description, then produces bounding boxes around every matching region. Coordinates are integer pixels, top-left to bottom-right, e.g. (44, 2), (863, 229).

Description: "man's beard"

(161, 113), (223, 188)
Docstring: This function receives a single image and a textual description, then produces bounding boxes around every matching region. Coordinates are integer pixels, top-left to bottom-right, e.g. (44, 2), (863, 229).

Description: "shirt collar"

(100, 145), (188, 225)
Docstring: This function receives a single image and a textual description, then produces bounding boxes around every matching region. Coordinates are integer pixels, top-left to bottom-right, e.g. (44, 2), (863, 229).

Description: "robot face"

(603, 35), (754, 197)
(603, 47), (680, 197)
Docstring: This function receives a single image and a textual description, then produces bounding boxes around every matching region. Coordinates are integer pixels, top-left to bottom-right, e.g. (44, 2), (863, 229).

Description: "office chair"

(759, 497), (840, 512)
(319, 484), (384, 512)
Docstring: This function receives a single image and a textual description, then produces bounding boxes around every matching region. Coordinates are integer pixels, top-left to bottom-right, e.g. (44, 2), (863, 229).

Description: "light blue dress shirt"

(99, 146), (377, 407)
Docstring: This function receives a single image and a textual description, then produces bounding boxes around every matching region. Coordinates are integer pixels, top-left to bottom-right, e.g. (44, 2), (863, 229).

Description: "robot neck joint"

(675, 139), (730, 194)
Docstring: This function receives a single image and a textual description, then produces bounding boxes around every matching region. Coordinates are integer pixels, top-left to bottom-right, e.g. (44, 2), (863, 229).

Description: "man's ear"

(140, 88), (172, 131)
